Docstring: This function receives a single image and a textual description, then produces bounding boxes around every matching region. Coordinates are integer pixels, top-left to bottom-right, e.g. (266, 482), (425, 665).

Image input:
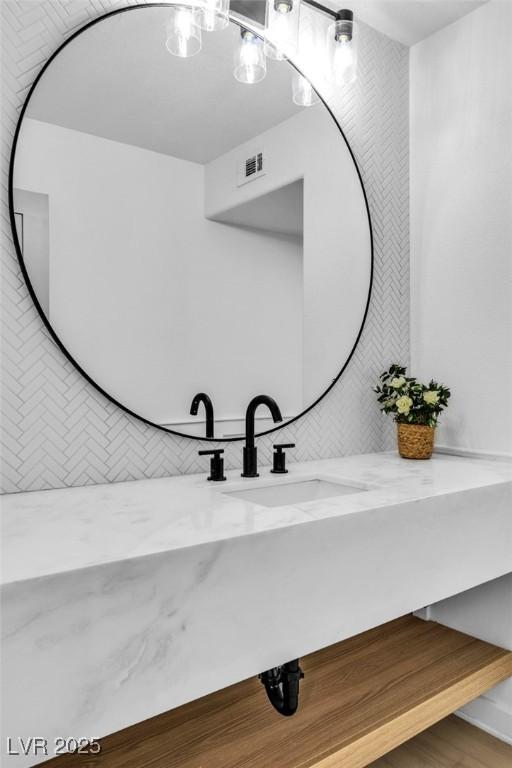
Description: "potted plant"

(374, 364), (451, 459)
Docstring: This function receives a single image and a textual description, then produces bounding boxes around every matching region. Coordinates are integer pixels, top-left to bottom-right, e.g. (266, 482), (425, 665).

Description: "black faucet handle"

(198, 449), (226, 482)
(271, 443), (295, 474)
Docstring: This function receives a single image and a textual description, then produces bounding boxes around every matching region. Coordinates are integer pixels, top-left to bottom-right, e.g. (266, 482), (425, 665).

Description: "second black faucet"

(242, 395), (283, 478)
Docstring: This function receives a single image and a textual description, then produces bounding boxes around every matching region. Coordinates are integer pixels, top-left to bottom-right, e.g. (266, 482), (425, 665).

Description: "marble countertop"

(3, 451), (512, 586)
(2, 451), (512, 767)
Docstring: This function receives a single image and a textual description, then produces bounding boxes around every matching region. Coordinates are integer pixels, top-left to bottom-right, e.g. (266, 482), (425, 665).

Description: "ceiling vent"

(237, 150), (265, 186)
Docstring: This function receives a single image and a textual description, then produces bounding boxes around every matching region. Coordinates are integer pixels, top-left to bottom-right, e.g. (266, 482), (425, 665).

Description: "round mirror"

(10, 4), (372, 440)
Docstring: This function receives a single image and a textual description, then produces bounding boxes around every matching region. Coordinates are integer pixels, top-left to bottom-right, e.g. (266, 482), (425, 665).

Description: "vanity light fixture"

(327, 9), (357, 85)
(264, 0), (301, 61)
(234, 28), (267, 84)
(165, 3), (357, 98)
(166, 4), (202, 57)
(199, 0), (230, 31)
(292, 72), (320, 106)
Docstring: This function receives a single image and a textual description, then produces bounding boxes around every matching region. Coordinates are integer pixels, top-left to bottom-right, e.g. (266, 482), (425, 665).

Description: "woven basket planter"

(397, 423), (435, 460)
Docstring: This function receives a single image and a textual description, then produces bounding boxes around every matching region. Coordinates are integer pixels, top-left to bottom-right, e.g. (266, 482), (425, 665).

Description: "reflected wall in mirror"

(11, 4), (372, 440)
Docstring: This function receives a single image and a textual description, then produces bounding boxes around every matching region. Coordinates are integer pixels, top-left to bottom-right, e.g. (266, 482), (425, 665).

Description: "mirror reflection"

(12, 6), (371, 438)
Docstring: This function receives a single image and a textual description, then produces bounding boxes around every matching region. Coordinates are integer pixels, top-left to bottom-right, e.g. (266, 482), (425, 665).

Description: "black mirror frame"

(8, 2), (374, 443)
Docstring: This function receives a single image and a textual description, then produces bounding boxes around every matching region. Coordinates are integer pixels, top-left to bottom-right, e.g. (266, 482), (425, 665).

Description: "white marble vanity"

(2, 452), (511, 766)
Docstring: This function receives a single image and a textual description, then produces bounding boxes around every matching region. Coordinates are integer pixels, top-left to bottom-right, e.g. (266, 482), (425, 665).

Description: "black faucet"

(190, 392), (214, 438)
(242, 395), (283, 478)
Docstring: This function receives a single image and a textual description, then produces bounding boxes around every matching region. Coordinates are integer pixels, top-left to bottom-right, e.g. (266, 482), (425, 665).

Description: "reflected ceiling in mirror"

(11, 4), (372, 440)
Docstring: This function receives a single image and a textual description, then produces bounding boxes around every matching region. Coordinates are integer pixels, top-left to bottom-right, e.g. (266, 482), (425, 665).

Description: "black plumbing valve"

(259, 659), (304, 717)
(270, 443), (295, 474)
(198, 448), (226, 482)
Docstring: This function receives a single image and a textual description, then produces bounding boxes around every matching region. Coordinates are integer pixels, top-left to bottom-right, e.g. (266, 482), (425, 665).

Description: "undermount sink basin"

(222, 478), (367, 508)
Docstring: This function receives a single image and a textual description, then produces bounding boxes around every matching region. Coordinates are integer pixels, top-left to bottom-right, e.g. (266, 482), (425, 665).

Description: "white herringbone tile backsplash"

(0, 1), (409, 493)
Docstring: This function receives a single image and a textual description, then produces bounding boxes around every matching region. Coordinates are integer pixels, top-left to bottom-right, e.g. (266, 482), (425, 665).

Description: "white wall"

(206, 107), (372, 405)
(410, 0), (512, 741)
(410, 0), (512, 457)
(14, 118), (303, 427)
(12, 189), (50, 315)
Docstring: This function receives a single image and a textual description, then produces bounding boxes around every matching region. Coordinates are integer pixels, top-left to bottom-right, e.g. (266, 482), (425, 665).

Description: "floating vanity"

(2, 452), (511, 766)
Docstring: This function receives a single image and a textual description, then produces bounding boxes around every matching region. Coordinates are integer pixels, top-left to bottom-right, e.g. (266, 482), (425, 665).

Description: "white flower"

(396, 395), (413, 415)
(423, 390), (440, 405)
(390, 376), (406, 389)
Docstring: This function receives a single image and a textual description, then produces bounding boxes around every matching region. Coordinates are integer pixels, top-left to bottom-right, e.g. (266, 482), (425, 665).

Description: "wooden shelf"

(48, 616), (512, 768)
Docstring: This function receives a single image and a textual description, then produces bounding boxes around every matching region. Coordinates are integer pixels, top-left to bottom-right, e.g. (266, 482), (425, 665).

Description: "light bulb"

(199, 0), (229, 32)
(264, 0), (301, 61)
(234, 29), (266, 84)
(165, 6), (202, 58)
(327, 10), (357, 86)
(292, 72), (320, 107)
